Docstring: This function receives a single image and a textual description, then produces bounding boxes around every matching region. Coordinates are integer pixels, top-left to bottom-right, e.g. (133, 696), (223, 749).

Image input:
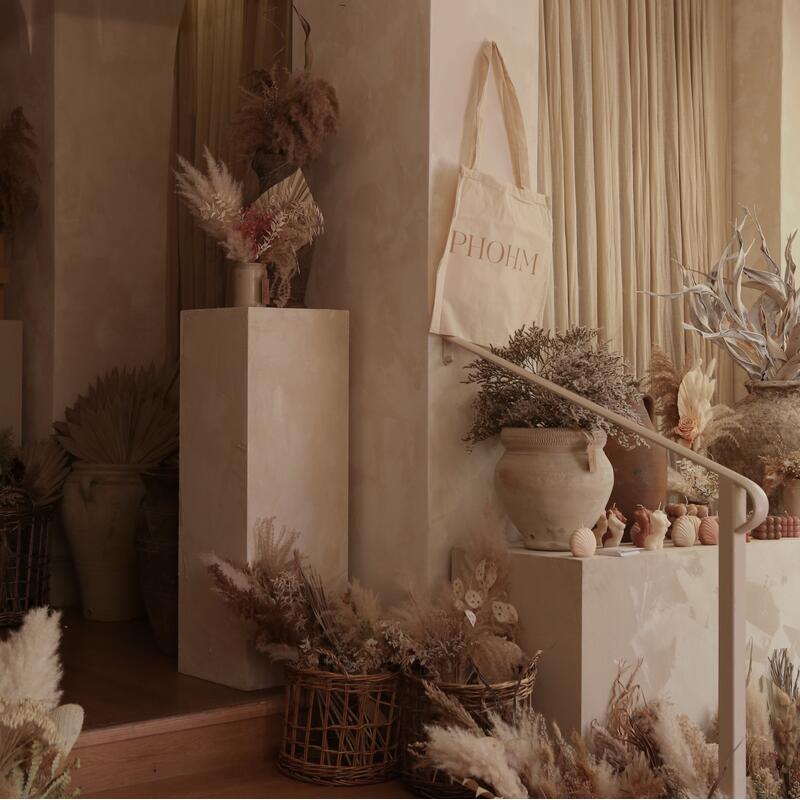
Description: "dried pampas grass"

(0, 608), (63, 711)
(233, 66), (339, 168)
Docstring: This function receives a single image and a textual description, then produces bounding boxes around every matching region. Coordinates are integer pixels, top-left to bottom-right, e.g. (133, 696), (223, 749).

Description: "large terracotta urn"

(711, 381), (800, 512)
(605, 395), (667, 526)
(62, 463), (147, 621)
(496, 428), (613, 550)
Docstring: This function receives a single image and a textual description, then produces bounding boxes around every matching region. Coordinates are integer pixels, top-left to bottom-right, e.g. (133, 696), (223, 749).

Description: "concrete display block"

(0, 320), (22, 442)
(456, 540), (800, 734)
(179, 308), (349, 690)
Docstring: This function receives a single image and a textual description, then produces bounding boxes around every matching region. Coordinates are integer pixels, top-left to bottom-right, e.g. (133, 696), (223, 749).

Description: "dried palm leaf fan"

(54, 364), (178, 466)
(15, 437), (70, 508)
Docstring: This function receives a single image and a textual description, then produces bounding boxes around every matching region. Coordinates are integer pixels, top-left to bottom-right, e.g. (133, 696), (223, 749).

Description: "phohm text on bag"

(448, 229), (539, 275)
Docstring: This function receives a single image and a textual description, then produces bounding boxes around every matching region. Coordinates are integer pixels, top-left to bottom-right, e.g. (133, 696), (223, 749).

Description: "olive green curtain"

(538, 0), (735, 404)
(167, 0), (290, 353)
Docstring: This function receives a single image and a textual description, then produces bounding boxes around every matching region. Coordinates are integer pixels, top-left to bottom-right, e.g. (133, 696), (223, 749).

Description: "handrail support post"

(718, 476), (747, 798)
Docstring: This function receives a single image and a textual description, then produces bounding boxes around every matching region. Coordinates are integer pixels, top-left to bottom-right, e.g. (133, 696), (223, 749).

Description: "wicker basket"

(0, 488), (52, 627)
(278, 666), (401, 786)
(399, 658), (539, 797)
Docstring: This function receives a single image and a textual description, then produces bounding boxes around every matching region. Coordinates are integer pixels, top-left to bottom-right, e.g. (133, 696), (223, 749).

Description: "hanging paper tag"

(465, 609), (477, 627)
(586, 441), (596, 473)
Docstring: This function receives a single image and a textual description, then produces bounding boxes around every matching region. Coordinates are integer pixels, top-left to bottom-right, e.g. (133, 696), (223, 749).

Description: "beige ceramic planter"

(496, 428), (613, 551)
(62, 463), (149, 621)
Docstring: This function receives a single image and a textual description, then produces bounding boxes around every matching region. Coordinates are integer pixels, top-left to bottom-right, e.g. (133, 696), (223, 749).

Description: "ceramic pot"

(138, 468), (179, 656)
(62, 463), (148, 621)
(496, 428), (614, 550)
(712, 381), (800, 512)
(231, 262), (268, 308)
(605, 395), (667, 531)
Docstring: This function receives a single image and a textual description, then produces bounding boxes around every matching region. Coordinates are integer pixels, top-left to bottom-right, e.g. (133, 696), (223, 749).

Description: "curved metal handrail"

(447, 335), (769, 530)
(445, 334), (769, 798)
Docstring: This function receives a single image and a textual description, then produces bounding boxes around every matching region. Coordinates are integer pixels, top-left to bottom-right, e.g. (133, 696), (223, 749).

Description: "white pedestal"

(457, 540), (800, 734)
(179, 307), (349, 689)
(0, 320), (22, 442)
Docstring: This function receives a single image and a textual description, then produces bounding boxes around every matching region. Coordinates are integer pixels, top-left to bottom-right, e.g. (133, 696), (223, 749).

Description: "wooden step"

(72, 695), (284, 797)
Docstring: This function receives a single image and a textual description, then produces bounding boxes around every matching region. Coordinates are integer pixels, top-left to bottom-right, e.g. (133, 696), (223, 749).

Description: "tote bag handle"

(464, 41), (531, 191)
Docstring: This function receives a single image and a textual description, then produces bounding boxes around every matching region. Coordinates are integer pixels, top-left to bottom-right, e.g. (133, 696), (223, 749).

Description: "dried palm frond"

(54, 364), (178, 466)
(14, 438), (70, 507)
(650, 210), (800, 381)
(645, 347), (683, 436)
(0, 107), (37, 235)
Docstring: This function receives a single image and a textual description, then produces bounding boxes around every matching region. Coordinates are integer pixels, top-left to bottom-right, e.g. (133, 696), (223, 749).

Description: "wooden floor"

(60, 608), (276, 730)
(60, 610), (408, 798)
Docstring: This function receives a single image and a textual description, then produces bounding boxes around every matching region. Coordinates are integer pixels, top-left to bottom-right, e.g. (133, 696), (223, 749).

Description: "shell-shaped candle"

(603, 508), (626, 548)
(671, 515), (696, 547)
(644, 508), (670, 550)
(593, 513), (608, 547)
(570, 527), (597, 558)
(690, 515), (702, 535)
(698, 516), (719, 545)
(632, 505), (651, 547)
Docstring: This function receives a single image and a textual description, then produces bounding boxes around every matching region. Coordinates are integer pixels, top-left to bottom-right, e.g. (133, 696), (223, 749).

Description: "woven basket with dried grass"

(399, 656), (539, 797)
(278, 666), (401, 786)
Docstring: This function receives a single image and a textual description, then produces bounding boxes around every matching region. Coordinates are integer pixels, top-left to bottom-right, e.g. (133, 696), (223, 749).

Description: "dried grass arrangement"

(206, 517), (400, 785)
(465, 325), (644, 448)
(760, 448), (800, 497)
(54, 364), (178, 466)
(175, 151), (323, 306)
(389, 531), (538, 795)
(0, 107), (37, 236)
(0, 609), (83, 797)
(653, 211), (800, 382)
(420, 653), (800, 799)
(645, 346), (740, 455)
(232, 64), (339, 170)
(10, 439), (70, 509)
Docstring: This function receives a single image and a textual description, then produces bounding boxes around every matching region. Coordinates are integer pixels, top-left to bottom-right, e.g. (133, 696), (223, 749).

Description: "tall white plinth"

(179, 307), (349, 689)
(0, 320), (22, 442)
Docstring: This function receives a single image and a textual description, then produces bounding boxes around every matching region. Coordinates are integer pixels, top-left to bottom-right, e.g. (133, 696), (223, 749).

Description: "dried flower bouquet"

(465, 325), (644, 448)
(175, 149), (323, 307)
(206, 517), (394, 674)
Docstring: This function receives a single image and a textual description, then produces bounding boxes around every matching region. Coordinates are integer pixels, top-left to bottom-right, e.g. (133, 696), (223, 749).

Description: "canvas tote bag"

(430, 41), (552, 347)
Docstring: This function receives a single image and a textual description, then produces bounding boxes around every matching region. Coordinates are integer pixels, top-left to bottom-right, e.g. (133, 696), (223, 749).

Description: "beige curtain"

(539, 0), (734, 403)
(167, 0), (289, 352)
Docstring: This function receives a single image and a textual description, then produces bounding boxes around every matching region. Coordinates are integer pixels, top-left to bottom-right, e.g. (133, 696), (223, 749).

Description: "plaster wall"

(301, 0), (432, 596)
(301, 0), (539, 597)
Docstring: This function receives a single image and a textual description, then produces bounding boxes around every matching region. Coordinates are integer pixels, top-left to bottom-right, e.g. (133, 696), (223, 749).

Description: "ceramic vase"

(62, 463), (147, 621)
(712, 381), (800, 512)
(783, 478), (800, 517)
(605, 394), (667, 531)
(496, 428), (614, 551)
(231, 262), (268, 308)
(138, 467), (179, 656)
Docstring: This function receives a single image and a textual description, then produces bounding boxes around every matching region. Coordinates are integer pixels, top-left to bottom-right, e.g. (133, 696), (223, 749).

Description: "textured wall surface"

(300, 0), (539, 597)
(301, 0), (432, 596)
